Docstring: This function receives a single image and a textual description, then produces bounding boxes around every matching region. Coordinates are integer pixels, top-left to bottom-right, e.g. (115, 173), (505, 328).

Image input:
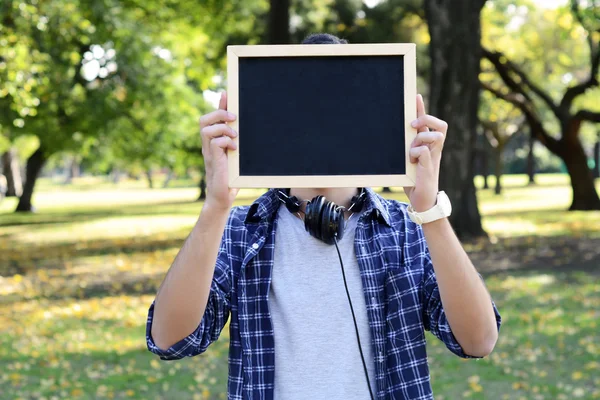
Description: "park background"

(1, 0), (599, 399)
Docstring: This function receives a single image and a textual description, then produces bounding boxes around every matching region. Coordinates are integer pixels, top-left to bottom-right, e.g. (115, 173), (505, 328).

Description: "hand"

(199, 91), (239, 211)
(403, 94), (448, 212)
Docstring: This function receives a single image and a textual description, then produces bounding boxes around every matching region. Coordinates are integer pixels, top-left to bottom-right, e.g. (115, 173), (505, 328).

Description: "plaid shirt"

(146, 188), (501, 399)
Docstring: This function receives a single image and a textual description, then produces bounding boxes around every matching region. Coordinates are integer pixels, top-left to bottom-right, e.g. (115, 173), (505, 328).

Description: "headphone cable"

(333, 236), (376, 400)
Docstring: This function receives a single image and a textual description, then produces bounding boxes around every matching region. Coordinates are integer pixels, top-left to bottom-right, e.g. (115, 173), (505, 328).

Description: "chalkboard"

(227, 44), (417, 188)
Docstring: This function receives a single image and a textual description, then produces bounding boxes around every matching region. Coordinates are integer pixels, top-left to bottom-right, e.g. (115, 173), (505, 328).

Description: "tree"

(424, 0), (488, 238)
(594, 132), (600, 178)
(482, 0), (600, 210)
(1, 0), (223, 209)
(479, 90), (524, 194)
(527, 130), (536, 184)
(474, 130), (493, 189)
(268, 0), (290, 44)
(1, 148), (23, 196)
(0, 0), (129, 211)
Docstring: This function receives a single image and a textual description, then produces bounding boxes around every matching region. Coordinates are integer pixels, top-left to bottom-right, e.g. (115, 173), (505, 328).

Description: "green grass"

(1, 174), (599, 399)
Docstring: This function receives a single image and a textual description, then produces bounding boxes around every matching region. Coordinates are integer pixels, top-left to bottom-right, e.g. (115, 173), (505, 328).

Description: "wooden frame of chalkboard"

(227, 43), (417, 188)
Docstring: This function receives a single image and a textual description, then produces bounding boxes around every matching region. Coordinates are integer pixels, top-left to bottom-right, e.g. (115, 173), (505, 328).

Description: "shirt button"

(371, 296), (376, 303)
(252, 243), (259, 250)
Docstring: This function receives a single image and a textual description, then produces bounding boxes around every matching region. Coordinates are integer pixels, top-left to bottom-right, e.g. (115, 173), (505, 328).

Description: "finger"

(409, 145), (432, 168)
(201, 123), (236, 162)
(417, 94), (426, 117)
(415, 94), (428, 133)
(411, 114), (448, 134)
(199, 109), (236, 129)
(412, 131), (445, 149)
(201, 124), (237, 140)
(210, 136), (237, 152)
(219, 91), (227, 110)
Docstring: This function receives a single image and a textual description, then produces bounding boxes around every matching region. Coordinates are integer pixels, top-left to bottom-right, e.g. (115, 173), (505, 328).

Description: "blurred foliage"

(481, 0), (600, 147)
(1, 0), (598, 199)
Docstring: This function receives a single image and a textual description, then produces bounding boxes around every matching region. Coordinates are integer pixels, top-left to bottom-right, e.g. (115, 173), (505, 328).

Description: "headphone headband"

(276, 188), (367, 244)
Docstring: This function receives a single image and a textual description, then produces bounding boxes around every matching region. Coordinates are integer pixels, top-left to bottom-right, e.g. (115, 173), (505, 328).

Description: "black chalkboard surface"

(227, 44), (417, 188)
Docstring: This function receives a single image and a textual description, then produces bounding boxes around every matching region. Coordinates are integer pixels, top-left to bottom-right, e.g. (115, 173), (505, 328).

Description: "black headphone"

(276, 188), (367, 245)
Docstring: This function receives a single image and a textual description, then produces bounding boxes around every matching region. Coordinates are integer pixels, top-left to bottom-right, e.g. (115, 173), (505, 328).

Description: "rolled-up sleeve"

(146, 223), (233, 360)
(419, 240), (502, 359)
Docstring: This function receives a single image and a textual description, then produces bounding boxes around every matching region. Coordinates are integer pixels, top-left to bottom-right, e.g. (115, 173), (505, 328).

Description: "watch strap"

(408, 191), (451, 225)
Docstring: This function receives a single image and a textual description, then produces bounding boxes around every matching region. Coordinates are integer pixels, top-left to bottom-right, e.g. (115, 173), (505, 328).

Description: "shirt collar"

(363, 187), (392, 227)
(244, 187), (392, 227)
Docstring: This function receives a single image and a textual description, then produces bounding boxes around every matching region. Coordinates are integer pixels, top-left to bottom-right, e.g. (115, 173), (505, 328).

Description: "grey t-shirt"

(269, 205), (376, 399)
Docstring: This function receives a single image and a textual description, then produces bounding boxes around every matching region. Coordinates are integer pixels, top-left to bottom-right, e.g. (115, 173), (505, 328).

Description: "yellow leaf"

(572, 371), (583, 380)
(585, 361), (599, 370)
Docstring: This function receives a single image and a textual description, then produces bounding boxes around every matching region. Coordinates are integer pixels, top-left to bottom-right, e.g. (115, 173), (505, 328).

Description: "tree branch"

(574, 110), (600, 123)
(481, 82), (562, 155)
(561, 0), (600, 110)
(483, 48), (560, 118)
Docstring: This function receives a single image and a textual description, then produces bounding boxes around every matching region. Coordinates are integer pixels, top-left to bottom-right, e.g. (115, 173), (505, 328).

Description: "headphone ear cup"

(321, 200), (345, 244)
(330, 204), (345, 243)
(335, 208), (345, 240)
(305, 195), (325, 239)
(319, 200), (333, 243)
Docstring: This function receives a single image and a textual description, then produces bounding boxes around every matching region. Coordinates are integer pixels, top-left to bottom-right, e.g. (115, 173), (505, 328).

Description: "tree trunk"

(562, 138), (600, 210)
(145, 168), (154, 189)
(480, 149), (490, 189)
(15, 147), (47, 212)
(527, 131), (536, 185)
(268, 0), (290, 44)
(424, 0), (487, 239)
(63, 156), (80, 185)
(2, 148), (23, 197)
(111, 167), (121, 184)
(163, 169), (174, 188)
(593, 135), (599, 179)
(197, 176), (207, 201)
(494, 145), (504, 195)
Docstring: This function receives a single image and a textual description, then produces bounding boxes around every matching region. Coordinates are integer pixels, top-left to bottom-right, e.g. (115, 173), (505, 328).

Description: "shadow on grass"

(0, 194), (262, 229)
(0, 233), (187, 274)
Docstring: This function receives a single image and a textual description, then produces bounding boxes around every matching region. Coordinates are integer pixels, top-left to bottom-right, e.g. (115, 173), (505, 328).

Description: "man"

(146, 33), (501, 400)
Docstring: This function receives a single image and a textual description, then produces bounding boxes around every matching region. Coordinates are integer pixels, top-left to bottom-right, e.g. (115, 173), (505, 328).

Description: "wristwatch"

(407, 191), (452, 225)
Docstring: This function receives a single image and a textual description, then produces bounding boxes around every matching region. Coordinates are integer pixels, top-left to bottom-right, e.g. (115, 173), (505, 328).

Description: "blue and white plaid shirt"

(146, 188), (501, 399)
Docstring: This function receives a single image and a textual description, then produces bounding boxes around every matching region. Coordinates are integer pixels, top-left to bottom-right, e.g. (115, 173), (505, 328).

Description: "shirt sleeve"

(419, 233), (502, 359)
(145, 217), (233, 360)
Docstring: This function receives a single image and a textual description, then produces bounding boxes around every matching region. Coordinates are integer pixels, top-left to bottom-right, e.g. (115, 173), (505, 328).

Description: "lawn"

(1, 174), (599, 399)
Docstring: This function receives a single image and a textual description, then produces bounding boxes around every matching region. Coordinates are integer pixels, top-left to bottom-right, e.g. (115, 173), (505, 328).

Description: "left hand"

(403, 94), (448, 212)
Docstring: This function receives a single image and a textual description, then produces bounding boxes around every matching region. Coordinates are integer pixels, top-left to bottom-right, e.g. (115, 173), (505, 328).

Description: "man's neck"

(289, 187), (359, 210)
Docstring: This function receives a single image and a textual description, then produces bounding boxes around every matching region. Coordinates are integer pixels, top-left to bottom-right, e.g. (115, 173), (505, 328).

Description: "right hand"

(199, 91), (239, 211)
